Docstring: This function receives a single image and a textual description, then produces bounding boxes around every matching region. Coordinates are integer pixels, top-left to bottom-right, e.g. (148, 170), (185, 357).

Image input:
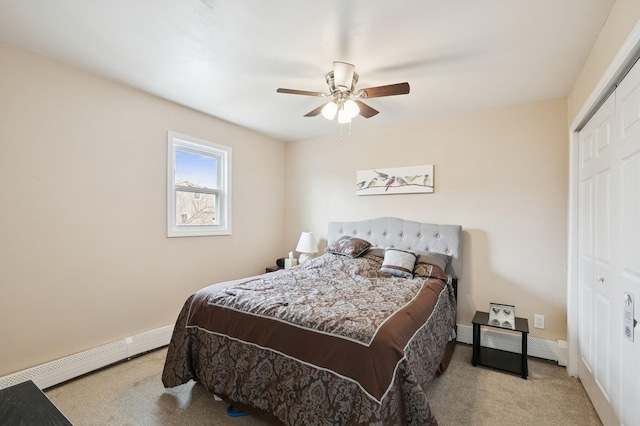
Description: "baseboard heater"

(0, 322), (566, 392)
(0, 325), (174, 391)
(456, 323), (566, 365)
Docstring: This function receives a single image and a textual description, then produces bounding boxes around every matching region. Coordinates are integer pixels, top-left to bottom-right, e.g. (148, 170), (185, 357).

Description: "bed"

(162, 217), (462, 425)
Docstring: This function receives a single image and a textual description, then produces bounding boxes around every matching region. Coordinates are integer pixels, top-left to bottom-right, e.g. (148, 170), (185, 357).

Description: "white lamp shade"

(296, 232), (318, 254)
(333, 61), (355, 89)
(321, 101), (338, 120)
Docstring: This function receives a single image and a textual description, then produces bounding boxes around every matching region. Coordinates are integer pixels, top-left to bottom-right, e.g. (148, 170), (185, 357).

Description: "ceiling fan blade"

(277, 88), (325, 97)
(304, 103), (329, 117)
(357, 82), (410, 98)
(355, 101), (379, 118)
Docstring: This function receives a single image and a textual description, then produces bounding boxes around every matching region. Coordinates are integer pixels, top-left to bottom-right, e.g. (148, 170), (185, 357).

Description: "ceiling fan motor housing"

(326, 70), (359, 95)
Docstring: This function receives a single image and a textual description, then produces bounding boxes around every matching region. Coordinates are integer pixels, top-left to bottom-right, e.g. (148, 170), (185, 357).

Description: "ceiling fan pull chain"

(338, 122), (353, 141)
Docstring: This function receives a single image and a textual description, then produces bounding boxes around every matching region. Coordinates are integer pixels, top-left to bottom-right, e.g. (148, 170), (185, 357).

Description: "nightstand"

(471, 310), (529, 379)
(265, 266), (283, 273)
(0, 380), (72, 425)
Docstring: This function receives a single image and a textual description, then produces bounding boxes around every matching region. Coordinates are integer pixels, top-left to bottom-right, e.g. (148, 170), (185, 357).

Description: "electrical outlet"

(534, 314), (545, 329)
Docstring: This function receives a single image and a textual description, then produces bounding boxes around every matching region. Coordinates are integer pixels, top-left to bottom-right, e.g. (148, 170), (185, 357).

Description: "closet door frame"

(568, 22), (640, 377)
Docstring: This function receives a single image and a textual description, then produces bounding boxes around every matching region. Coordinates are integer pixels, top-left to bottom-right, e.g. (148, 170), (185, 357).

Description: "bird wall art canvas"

(356, 165), (434, 195)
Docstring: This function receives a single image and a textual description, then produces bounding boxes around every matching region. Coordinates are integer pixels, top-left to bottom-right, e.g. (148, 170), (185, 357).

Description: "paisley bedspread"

(206, 253), (438, 345)
(162, 252), (456, 425)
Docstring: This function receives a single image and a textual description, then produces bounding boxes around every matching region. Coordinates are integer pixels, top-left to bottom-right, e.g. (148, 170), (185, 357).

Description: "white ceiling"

(0, 0), (615, 142)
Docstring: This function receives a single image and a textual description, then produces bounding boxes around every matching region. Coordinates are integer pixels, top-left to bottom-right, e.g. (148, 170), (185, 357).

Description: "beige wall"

(568, 0), (640, 124)
(0, 42), (286, 376)
(9, 2), (633, 374)
(285, 98), (568, 341)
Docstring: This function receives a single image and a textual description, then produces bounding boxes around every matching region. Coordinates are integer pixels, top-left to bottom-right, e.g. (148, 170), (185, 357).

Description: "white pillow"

(380, 248), (417, 278)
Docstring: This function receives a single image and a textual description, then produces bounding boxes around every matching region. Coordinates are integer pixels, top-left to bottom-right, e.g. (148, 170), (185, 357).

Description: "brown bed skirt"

(220, 341), (458, 426)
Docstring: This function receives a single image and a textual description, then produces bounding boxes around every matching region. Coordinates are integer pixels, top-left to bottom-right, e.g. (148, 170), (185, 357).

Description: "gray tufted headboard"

(327, 217), (462, 279)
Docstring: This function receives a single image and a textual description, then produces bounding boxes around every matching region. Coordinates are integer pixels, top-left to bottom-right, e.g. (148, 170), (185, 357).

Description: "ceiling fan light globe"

(344, 100), (360, 118)
(321, 101), (338, 120)
(338, 109), (351, 124)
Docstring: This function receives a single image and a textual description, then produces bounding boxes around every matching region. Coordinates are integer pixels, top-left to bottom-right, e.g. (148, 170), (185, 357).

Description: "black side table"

(471, 311), (529, 379)
(0, 380), (72, 425)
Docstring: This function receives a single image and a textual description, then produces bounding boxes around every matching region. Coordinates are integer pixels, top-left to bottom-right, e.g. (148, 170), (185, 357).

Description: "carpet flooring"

(45, 343), (601, 425)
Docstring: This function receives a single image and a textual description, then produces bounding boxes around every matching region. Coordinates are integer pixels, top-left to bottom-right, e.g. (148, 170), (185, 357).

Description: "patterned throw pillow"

(380, 248), (417, 278)
(413, 261), (434, 278)
(325, 236), (372, 258)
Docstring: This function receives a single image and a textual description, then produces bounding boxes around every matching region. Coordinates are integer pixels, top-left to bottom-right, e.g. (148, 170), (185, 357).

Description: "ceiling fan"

(276, 61), (410, 124)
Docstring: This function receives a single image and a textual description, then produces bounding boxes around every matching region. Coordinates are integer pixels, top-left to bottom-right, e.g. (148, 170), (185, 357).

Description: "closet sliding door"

(577, 93), (618, 425)
(577, 57), (640, 426)
(615, 58), (640, 425)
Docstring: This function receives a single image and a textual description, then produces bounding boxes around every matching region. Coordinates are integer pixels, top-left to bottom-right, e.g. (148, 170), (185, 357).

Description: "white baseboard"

(456, 323), (564, 363)
(0, 325), (173, 391)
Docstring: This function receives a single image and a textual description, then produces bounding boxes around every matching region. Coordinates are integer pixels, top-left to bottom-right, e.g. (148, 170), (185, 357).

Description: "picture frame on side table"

(489, 302), (515, 330)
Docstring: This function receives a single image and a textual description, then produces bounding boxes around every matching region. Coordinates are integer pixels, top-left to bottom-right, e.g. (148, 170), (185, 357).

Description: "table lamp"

(296, 231), (318, 263)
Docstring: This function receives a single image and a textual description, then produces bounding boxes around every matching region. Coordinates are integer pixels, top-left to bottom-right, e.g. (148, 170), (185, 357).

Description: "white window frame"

(167, 131), (232, 237)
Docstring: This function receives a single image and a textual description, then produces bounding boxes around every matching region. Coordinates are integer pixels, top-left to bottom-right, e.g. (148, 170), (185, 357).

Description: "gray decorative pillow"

(380, 248), (417, 278)
(413, 251), (451, 273)
(365, 248), (385, 258)
(325, 236), (372, 258)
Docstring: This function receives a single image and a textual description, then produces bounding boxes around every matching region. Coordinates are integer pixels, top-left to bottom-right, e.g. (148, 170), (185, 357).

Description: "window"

(167, 131), (231, 237)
